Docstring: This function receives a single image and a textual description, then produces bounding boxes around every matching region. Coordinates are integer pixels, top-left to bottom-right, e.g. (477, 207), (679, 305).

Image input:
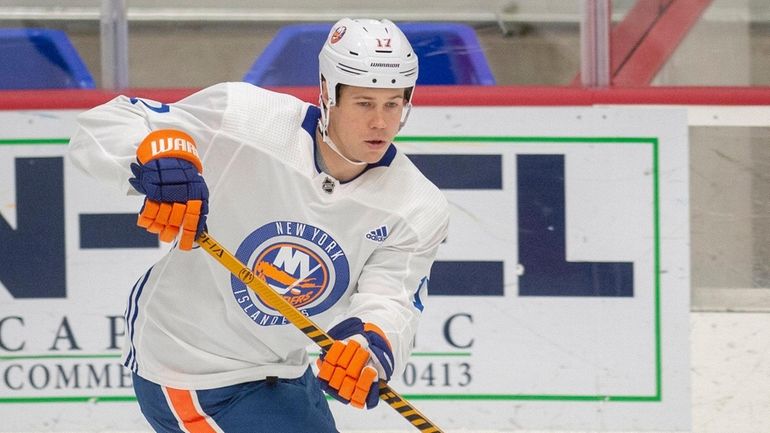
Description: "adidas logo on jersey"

(365, 225), (389, 243)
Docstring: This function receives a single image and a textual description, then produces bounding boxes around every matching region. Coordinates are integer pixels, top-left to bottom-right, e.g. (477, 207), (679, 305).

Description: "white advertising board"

(0, 106), (689, 431)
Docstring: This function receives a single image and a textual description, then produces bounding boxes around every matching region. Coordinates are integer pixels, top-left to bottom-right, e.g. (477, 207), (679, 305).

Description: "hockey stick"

(196, 231), (444, 433)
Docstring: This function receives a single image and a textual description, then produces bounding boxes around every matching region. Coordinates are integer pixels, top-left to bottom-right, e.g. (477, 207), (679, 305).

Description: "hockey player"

(68, 18), (448, 433)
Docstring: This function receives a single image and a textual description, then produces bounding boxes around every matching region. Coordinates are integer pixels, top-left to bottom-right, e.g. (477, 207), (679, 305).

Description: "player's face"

(328, 85), (406, 164)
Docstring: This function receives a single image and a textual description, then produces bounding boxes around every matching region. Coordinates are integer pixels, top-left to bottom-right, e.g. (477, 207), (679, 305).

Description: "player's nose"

(369, 109), (387, 129)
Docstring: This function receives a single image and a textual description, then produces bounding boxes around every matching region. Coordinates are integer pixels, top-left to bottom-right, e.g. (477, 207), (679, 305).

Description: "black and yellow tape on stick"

(196, 232), (444, 433)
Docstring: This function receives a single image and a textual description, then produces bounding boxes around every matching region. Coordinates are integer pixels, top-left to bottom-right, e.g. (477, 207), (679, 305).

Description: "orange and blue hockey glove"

(316, 317), (395, 409)
(128, 129), (208, 250)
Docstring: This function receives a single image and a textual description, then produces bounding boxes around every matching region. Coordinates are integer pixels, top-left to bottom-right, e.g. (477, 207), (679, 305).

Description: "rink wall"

(0, 86), (767, 433)
(4, 85), (770, 109)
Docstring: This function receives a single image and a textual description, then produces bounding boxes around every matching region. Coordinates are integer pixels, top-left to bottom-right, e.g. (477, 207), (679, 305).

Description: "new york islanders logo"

(231, 221), (350, 327)
(254, 243), (327, 301)
(330, 26), (346, 44)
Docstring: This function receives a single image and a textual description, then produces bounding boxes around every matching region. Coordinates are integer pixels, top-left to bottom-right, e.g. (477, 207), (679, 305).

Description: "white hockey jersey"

(68, 82), (449, 390)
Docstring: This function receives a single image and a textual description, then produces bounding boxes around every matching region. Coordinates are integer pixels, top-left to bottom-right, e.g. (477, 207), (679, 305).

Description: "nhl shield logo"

(322, 176), (335, 194)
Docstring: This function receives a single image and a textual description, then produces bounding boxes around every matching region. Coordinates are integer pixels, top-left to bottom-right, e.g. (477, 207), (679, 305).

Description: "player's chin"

(358, 151), (386, 164)
(361, 141), (390, 161)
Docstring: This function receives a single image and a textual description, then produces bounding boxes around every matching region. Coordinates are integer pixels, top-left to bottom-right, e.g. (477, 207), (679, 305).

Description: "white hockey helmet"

(319, 18), (418, 105)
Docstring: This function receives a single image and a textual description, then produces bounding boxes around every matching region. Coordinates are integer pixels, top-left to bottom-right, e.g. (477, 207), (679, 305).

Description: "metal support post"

(100, 0), (129, 90)
(581, 0), (612, 87)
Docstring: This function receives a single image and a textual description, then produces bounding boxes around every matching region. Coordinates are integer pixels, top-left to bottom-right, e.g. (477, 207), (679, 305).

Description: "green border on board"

(0, 136), (661, 403)
(0, 138), (70, 145)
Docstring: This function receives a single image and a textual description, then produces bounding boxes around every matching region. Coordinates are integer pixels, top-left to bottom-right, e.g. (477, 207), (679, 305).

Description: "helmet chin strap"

(318, 95), (367, 167)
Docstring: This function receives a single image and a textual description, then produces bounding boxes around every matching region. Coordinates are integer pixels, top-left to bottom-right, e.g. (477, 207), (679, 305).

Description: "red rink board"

(2, 85), (770, 109)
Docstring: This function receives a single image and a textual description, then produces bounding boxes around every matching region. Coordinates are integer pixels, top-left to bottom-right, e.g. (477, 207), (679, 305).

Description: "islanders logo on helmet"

(330, 25), (346, 44)
(231, 221), (350, 327)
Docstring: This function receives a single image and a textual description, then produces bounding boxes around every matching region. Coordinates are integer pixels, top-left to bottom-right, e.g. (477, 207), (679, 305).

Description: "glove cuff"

(362, 322), (391, 351)
(136, 129), (203, 173)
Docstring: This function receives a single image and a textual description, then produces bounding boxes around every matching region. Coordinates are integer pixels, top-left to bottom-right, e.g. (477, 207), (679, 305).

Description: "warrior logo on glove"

(129, 129), (209, 250)
(136, 129), (201, 171)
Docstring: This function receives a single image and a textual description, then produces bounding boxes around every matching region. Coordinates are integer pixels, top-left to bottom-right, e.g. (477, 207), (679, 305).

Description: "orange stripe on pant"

(165, 387), (218, 433)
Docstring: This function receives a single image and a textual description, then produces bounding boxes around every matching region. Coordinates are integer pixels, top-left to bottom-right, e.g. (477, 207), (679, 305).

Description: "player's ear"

(320, 77), (330, 106)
